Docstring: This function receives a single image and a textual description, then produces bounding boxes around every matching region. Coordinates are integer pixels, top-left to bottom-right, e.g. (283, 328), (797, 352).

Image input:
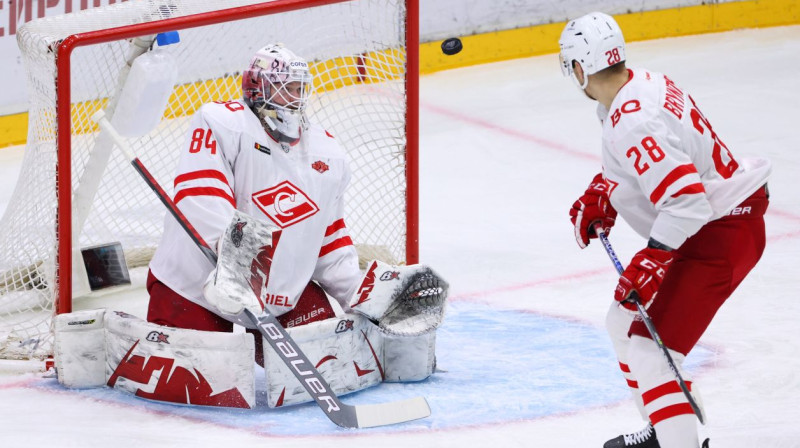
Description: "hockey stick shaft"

(92, 110), (430, 428)
(593, 224), (705, 424)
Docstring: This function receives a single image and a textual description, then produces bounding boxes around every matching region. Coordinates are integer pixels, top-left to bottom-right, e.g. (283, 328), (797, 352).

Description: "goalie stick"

(91, 109), (431, 428)
(593, 223), (705, 424)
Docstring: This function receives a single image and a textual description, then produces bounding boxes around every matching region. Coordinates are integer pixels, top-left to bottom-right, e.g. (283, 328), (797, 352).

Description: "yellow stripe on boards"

(420, 0), (799, 74)
(0, 113), (29, 148)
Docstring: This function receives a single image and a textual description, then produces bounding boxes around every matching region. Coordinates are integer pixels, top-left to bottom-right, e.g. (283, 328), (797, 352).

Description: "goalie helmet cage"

(0, 0), (419, 361)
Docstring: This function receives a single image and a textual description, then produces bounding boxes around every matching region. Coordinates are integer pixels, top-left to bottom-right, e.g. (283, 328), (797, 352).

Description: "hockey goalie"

(53, 44), (448, 410)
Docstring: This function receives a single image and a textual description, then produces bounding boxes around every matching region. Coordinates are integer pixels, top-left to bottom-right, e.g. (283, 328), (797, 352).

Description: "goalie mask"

(558, 12), (626, 89)
(243, 44), (313, 145)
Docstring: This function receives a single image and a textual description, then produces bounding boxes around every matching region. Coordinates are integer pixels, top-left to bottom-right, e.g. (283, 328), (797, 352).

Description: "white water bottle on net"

(0, 0), (419, 363)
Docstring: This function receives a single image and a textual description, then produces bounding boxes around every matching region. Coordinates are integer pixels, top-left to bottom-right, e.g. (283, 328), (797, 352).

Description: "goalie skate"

(604, 423), (660, 448)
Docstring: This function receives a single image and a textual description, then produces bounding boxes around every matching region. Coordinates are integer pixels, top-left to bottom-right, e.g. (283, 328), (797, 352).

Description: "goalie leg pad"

(55, 309), (256, 408)
(55, 309), (108, 388)
(382, 330), (436, 382)
(263, 314), (439, 406)
(263, 313), (384, 407)
(105, 310), (256, 408)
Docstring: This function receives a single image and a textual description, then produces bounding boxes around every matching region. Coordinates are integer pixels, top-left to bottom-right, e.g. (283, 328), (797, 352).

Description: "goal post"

(1, 0), (419, 362)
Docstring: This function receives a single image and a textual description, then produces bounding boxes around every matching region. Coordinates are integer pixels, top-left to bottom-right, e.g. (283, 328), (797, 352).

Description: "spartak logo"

(252, 181), (319, 228)
(352, 262), (378, 307)
(311, 160), (329, 173)
(107, 341), (250, 408)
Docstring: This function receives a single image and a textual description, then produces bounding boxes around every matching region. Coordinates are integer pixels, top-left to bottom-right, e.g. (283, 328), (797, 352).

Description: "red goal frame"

(54, 0), (419, 315)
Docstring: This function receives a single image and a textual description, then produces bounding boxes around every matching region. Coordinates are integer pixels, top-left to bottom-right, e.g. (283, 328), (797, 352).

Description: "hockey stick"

(91, 110), (431, 428)
(593, 224), (704, 424)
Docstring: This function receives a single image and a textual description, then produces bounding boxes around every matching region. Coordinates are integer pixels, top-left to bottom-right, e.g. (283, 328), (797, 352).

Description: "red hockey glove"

(614, 247), (674, 312)
(569, 173), (617, 249)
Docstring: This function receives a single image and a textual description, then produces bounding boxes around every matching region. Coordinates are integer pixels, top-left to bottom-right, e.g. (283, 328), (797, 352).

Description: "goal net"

(0, 0), (418, 362)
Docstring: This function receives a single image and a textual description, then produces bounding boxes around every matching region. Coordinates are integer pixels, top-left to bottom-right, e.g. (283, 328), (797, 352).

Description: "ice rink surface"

(1, 25), (799, 447)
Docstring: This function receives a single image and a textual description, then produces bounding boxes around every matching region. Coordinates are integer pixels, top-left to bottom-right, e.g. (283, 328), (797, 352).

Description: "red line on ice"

(449, 267), (612, 302)
(768, 229), (800, 243)
(767, 208), (800, 223)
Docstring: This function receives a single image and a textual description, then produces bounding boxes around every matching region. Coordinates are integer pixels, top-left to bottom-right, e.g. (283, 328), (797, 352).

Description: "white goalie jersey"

(597, 68), (771, 249)
(149, 100), (362, 316)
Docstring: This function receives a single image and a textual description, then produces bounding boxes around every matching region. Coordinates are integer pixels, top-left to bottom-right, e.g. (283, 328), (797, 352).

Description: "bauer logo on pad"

(252, 181), (319, 228)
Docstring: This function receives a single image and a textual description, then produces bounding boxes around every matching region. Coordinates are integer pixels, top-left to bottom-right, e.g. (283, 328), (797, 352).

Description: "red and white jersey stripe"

(150, 101), (361, 316)
(173, 169), (236, 208)
(319, 219), (353, 258)
(597, 68), (771, 249)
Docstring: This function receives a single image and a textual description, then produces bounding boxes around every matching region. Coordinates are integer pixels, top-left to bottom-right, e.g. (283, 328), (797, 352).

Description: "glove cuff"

(647, 237), (674, 252)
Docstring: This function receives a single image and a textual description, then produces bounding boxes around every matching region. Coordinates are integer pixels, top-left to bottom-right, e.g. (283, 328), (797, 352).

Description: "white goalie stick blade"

(242, 309), (431, 428)
(354, 397), (432, 428)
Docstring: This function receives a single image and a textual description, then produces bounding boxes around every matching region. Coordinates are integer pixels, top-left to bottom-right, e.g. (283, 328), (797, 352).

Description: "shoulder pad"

(198, 100), (252, 131)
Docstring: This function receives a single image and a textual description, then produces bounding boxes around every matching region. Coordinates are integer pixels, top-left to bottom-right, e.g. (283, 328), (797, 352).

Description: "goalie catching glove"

(349, 260), (449, 336)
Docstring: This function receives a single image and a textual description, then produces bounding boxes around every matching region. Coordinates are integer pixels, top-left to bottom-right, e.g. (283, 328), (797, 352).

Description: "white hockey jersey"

(597, 68), (771, 249)
(149, 100), (362, 317)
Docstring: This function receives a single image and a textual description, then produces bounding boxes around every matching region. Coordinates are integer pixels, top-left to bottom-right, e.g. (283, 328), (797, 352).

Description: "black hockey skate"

(603, 423), (660, 448)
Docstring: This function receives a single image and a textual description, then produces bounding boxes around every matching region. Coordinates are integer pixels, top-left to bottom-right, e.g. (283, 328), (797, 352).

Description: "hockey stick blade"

(243, 308), (431, 428)
(93, 110), (431, 428)
(593, 224), (705, 424)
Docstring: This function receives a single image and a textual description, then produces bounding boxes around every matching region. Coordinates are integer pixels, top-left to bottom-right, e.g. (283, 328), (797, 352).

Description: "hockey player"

(559, 12), (770, 448)
(146, 43), (359, 361)
(146, 43), (445, 371)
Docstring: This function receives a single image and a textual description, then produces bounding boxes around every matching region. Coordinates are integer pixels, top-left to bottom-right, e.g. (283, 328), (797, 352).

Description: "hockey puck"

(441, 37), (463, 56)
